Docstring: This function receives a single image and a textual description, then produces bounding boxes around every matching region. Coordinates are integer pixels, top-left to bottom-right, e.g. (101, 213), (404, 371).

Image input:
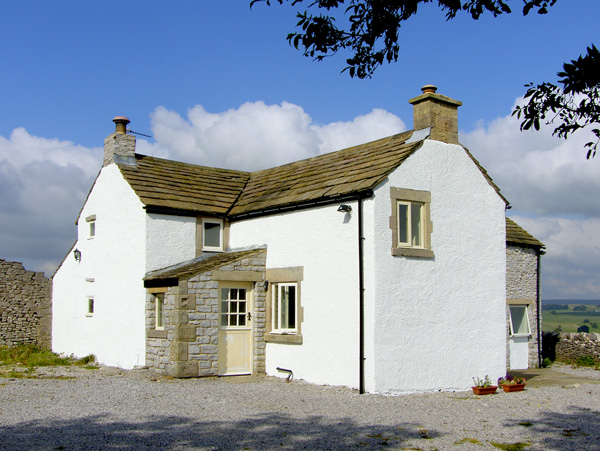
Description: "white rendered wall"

(228, 203), (362, 389)
(371, 140), (507, 394)
(52, 164), (147, 368)
(145, 214), (196, 272)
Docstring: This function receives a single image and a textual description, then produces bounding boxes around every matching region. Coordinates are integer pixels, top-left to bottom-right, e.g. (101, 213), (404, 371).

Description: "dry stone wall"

(0, 259), (52, 348)
(556, 332), (600, 364)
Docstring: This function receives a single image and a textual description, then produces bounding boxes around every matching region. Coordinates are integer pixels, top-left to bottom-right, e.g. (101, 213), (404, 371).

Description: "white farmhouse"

(52, 85), (542, 394)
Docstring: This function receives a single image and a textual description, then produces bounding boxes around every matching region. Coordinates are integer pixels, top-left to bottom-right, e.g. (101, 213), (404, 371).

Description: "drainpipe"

(358, 197), (365, 394)
(536, 249), (543, 368)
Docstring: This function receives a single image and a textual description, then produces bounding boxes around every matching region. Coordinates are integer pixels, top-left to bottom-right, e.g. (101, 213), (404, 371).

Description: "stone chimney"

(103, 116), (136, 167)
(409, 85), (462, 144)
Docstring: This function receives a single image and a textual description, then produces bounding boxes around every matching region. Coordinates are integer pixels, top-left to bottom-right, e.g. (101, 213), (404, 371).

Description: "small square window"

(202, 219), (223, 251)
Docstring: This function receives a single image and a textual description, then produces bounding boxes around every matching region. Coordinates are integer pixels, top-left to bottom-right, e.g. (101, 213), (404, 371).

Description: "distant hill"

(544, 299), (600, 306)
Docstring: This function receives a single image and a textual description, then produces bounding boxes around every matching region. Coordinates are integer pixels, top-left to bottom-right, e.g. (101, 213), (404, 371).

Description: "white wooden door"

(509, 336), (529, 369)
(218, 283), (253, 375)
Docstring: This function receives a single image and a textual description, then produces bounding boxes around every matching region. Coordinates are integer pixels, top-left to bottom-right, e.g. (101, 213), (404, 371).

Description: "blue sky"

(1, 0), (599, 299)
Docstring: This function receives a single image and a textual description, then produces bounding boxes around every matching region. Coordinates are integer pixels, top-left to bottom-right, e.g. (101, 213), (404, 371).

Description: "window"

(390, 187), (433, 258)
(155, 293), (165, 330)
(202, 219), (223, 252)
(265, 267), (303, 344)
(272, 283), (297, 333)
(397, 201), (423, 247)
(509, 305), (531, 336)
(86, 215), (96, 239)
(86, 297), (94, 317)
(220, 287), (248, 327)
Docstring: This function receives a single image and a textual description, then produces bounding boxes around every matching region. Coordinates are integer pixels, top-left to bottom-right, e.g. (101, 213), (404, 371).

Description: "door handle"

(247, 312), (252, 321)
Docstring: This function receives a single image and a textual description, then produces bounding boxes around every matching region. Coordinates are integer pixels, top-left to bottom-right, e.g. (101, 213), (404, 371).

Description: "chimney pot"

(421, 84), (437, 94)
(113, 116), (130, 134)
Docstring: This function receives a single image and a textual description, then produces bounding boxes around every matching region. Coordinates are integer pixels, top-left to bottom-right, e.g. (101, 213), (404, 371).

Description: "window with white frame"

(509, 305), (531, 336)
(155, 293), (165, 330)
(272, 283), (297, 333)
(86, 215), (96, 239)
(202, 219), (223, 252)
(389, 187), (433, 258)
(397, 201), (424, 247)
(86, 297), (94, 316)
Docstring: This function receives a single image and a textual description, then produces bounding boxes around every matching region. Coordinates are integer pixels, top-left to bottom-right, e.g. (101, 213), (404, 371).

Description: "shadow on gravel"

(507, 405), (600, 450)
(0, 413), (443, 450)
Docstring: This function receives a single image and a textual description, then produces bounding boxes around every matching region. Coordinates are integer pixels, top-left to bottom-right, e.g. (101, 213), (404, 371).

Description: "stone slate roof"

(229, 131), (421, 217)
(506, 217), (545, 248)
(117, 129), (506, 219)
(144, 248), (264, 281)
(118, 154), (249, 216)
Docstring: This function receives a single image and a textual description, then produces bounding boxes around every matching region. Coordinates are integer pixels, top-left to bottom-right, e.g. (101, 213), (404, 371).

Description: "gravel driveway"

(1, 364), (599, 450)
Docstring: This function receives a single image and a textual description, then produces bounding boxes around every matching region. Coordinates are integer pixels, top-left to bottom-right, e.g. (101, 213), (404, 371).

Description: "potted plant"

(472, 375), (498, 395)
(498, 375), (526, 392)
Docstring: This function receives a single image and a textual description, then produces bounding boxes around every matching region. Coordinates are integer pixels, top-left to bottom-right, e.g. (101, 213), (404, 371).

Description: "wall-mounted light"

(73, 248), (81, 262)
(337, 204), (352, 213)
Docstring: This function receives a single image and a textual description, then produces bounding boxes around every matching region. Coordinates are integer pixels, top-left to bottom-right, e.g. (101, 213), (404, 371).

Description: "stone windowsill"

(265, 333), (303, 344)
(146, 329), (168, 339)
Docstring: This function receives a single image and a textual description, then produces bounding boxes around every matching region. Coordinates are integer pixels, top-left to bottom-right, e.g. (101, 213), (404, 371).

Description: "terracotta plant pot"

(501, 383), (526, 392)
(472, 386), (498, 395)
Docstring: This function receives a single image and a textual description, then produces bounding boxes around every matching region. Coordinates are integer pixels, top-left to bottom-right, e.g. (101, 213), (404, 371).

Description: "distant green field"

(542, 304), (600, 333)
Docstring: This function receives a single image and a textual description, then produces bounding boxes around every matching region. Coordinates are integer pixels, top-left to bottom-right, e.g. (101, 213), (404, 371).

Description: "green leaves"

(513, 45), (600, 159)
(251, 1), (559, 79)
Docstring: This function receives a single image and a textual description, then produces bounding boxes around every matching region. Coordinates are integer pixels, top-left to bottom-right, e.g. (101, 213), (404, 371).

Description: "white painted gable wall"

(370, 140), (507, 394)
(52, 164), (147, 368)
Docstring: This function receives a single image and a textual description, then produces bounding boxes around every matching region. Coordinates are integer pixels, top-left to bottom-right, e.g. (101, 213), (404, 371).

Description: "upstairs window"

(86, 297), (94, 317)
(390, 187), (433, 258)
(202, 219), (223, 252)
(272, 283), (297, 334)
(397, 201), (423, 247)
(86, 215), (96, 239)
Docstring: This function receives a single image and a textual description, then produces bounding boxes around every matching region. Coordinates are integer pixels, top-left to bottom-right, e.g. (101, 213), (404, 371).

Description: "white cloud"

(0, 128), (101, 275)
(461, 99), (600, 217)
(509, 215), (600, 299)
(144, 102), (406, 171)
(462, 97), (600, 299)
